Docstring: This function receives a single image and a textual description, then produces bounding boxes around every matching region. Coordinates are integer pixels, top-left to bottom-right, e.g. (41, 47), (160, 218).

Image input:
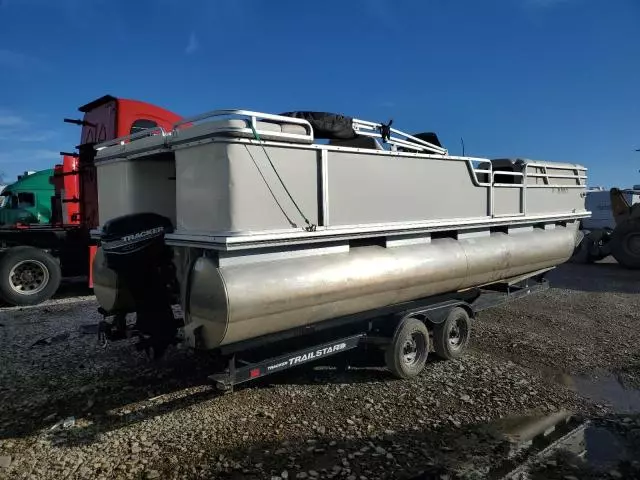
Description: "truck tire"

(433, 307), (471, 360)
(385, 317), (430, 379)
(0, 247), (62, 306)
(610, 219), (640, 269)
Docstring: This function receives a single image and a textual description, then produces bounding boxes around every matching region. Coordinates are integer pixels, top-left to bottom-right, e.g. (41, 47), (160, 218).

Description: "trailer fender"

(397, 300), (474, 328)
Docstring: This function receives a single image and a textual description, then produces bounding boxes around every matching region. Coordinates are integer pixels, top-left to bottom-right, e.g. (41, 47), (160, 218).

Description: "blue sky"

(0, 0), (638, 187)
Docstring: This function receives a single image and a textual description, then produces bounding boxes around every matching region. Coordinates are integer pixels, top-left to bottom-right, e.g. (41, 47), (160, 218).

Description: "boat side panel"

(176, 142), (320, 233)
(526, 188), (586, 215)
(494, 188), (522, 216)
(326, 151), (489, 226)
(171, 139), (587, 238)
(227, 143), (320, 231)
(175, 143), (232, 232)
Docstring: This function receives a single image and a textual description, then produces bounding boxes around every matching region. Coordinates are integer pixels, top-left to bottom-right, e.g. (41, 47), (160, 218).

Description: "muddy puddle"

(488, 371), (640, 479)
(492, 414), (639, 478)
(552, 370), (640, 413)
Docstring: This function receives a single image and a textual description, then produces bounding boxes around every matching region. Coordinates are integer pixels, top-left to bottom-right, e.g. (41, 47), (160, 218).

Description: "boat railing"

(97, 107), (451, 156)
(525, 163), (587, 188)
(467, 161), (492, 188)
(481, 163), (586, 218)
(171, 109), (315, 144)
(351, 118), (448, 155)
(95, 126), (169, 151)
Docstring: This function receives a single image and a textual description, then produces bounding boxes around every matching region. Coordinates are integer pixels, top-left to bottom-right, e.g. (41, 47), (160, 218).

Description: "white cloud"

(185, 32), (199, 55)
(0, 112), (28, 128)
(0, 148), (60, 184)
(0, 131), (58, 142)
(14, 131), (57, 142)
(0, 49), (47, 71)
(0, 110), (58, 142)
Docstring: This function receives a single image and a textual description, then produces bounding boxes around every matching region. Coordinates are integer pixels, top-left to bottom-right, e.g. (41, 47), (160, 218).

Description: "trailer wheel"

(0, 247), (62, 306)
(610, 219), (640, 269)
(433, 307), (471, 360)
(385, 317), (430, 379)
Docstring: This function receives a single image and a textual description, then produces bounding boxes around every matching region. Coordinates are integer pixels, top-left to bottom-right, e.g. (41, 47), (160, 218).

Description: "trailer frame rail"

(209, 334), (365, 391)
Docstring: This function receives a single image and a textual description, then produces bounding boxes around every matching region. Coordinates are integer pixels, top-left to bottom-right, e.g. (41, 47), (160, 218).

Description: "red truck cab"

(75, 95), (182, 230)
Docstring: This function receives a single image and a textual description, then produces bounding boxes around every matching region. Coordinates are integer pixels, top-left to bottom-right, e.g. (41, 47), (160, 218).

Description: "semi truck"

(0, 169), (57, 225)
(0, 95), (181, 306)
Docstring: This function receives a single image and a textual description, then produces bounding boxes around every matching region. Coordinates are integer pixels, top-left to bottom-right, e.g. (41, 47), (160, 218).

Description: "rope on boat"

(243, 145), (298, 229)
(249, 124), (317, 232)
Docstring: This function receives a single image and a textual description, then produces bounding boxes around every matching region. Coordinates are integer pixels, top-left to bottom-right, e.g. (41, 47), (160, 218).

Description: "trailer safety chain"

(249, 124), (317, 232)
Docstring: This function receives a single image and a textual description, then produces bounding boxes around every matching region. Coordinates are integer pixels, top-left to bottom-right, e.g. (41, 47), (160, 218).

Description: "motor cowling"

(98, 212), (180, 357)
(101, 212), (173, 268)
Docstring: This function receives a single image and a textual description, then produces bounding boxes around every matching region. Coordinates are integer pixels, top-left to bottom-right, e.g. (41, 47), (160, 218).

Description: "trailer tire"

(0, 247), (62, 306)
(610, 219), (640, 269)
(385, 317), (430, 379)
(433, 307), (471, 360)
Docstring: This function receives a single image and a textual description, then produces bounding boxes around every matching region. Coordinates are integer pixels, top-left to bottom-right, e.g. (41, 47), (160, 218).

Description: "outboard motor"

(99, 212), (180, 358)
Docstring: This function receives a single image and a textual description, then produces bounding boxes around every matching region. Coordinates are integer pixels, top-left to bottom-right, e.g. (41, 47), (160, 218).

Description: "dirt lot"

(0, 261), (639, 480)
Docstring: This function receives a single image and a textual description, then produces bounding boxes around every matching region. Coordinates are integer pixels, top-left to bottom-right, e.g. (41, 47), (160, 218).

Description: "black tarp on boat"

(279, 111), (357, 140)
(280, 111), (444, 151)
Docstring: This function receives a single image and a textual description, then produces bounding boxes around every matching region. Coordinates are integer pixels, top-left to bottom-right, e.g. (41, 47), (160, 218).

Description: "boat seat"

(328, 136), (383, 150)
(491, 158), (526, 172)
(491, 158), (526, 184)
(169, 118), (312, 146)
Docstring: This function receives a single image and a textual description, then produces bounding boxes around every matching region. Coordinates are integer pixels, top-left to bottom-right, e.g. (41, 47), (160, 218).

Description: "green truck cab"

(0, 170), (54, 226)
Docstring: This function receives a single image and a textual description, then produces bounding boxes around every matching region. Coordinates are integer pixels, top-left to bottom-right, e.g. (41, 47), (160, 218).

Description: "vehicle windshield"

(0, 192), (34, 209)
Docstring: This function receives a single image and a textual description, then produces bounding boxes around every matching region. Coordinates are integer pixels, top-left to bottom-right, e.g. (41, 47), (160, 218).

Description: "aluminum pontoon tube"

(184, 225), (577, 350)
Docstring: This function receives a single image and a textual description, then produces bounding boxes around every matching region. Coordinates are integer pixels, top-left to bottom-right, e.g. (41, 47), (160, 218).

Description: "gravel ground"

(474, 260), (640, 389)
(0, 261), (639, 480)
